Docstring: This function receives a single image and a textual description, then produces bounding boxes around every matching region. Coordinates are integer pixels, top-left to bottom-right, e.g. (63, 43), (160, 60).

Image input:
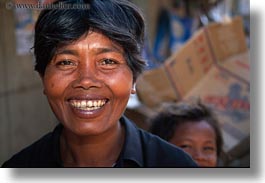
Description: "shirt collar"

(118, 116), (144, 167)
(53, 116), (144, 167)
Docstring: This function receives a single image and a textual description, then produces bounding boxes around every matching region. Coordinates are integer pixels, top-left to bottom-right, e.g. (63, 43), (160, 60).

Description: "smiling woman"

(1, 0), (197, 168)
(43, 32), (133, 139)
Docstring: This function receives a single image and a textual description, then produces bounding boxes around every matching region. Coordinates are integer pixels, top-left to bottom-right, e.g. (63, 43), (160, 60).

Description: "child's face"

(170, 121), (218, 167)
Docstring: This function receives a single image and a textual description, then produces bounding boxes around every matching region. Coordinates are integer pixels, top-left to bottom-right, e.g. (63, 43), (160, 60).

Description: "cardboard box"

(205, 17), (248, 63)
(136, 66), (179, 108)
(136, 16), (250, 154)
(164, 28), (214, 98)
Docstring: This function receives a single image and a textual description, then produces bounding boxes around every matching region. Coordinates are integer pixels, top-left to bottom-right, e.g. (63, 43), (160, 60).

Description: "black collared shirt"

(2, 116), (197, 168)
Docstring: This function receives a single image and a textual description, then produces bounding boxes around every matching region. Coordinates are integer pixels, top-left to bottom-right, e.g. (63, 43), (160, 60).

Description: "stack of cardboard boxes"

(136, 17), (250, 162)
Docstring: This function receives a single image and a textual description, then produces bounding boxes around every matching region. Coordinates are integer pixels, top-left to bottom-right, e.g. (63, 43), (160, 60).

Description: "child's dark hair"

(149, 101), (224, 157)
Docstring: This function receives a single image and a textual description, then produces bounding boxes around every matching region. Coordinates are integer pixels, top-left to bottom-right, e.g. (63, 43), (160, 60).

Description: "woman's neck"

(60, 121), (125, 167)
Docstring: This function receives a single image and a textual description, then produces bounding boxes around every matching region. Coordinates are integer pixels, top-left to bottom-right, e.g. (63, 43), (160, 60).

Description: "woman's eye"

(57, 60), (75, 66)
(101, 59), (117, 65)
(54, 59), (77, 71)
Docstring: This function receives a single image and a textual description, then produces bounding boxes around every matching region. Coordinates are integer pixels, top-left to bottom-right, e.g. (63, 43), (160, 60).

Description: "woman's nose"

(72, 65), (103, 90)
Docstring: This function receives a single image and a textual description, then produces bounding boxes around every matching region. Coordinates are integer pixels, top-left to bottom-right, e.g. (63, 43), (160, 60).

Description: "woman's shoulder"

(121, 116), (197, 167)
(139, 129), (198, 167)
(1, 124), (62, 168)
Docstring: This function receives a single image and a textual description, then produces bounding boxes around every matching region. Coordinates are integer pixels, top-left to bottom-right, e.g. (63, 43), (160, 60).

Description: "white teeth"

(70, 100), (107, 111)
(88, 101), (93, 107)
(81, 101), (86, 108)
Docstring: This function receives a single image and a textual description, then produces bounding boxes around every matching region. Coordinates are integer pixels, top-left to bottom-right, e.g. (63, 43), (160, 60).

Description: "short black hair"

(149, 101), (224, 157)
(34, 0), (146, 81)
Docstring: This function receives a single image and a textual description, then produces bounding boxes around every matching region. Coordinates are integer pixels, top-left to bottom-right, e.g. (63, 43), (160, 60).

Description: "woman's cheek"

(107, 68), (133, 95)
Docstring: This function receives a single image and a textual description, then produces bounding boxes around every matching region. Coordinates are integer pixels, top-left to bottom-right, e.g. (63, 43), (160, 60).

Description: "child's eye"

(203, 146), (215, 152)
(179, 144), (192, 149)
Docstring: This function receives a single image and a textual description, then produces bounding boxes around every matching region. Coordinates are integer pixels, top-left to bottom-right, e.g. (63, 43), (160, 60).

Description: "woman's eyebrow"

(55, 45), (123, 56)
(55, 49), (79, 56)
(94, 47), (123, 55)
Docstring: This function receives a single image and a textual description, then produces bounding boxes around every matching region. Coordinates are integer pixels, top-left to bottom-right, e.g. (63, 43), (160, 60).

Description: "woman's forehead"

(56, 31), (124, 54)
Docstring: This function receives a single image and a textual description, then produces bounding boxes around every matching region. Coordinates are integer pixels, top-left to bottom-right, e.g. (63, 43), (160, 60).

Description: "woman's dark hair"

(34, 0), (146, 81)
(149, 101), (224, 157)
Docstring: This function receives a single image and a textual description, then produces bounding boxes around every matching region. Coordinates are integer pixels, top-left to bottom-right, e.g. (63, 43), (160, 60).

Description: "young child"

(149, 101), (225, 167)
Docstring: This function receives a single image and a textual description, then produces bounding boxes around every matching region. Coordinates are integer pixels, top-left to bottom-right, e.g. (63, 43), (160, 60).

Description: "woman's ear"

(131, 83), (136, 94)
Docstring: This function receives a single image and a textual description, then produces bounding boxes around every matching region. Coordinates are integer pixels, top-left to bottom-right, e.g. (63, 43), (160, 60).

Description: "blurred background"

(0, 0), (249, 167)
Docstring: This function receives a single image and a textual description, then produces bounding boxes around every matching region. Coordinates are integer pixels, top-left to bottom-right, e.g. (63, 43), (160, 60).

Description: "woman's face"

(42, 32), (134, 136)
(169, 121), (218, 167)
